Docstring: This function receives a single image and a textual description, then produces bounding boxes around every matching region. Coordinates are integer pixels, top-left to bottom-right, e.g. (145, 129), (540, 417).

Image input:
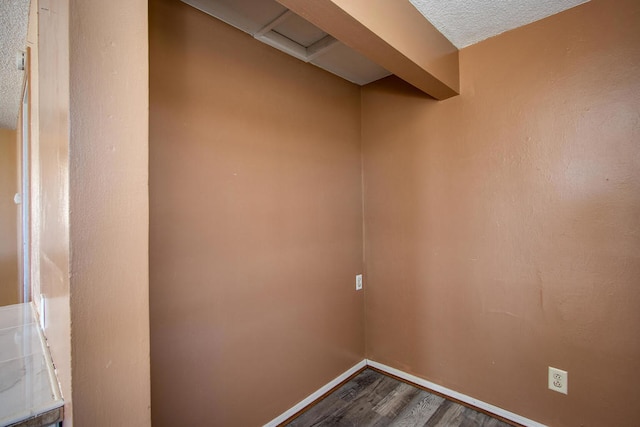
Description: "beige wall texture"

(68, 0), (150, 425)
(149, 0), (364, 425)
(33, 0), (151, 425)
(0, 128), (18, 306)
(36, 0), (72, 422)
(361, 0), (640, 426)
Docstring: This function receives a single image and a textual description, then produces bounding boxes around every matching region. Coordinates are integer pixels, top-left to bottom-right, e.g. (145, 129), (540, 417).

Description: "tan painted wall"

(0, 128), (18, 306)
(149, 0), (364, 425)
(34, 0), (151, 425)
(361, 0), (640, 426)
(36, 1), (72, 422)
(68, 0), (150, 425)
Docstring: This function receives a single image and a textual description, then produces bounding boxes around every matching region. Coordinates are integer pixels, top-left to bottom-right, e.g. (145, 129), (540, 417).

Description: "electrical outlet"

(355, 274), (363, 291)
(548, 367), (568, 394)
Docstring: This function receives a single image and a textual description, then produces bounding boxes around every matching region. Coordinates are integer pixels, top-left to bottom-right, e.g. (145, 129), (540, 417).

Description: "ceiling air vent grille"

(181, 0), (391, 85)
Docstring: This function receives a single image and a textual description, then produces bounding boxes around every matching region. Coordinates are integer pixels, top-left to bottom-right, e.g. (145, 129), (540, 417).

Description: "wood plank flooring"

(285, 369), (514, 427)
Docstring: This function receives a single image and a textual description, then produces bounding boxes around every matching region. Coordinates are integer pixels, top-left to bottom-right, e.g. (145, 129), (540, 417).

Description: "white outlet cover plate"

(355, 274), (363, 290)
(548, 366), (568, 394)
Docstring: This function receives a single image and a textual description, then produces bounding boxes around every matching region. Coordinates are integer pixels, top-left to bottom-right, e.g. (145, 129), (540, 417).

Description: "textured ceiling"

(0, 0), (29, 130)
(409, 0), (589, 48)
(0, 0), (593, 127)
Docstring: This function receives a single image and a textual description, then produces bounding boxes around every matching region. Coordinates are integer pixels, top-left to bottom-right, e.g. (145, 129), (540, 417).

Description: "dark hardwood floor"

(285, 369), (514, 427)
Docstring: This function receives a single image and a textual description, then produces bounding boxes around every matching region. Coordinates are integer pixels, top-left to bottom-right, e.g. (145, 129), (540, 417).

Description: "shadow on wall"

(0, 257), (19, 306)
(0, 127), (18, 307)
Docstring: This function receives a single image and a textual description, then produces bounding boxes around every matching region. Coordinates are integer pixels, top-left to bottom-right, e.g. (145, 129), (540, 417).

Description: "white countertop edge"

(0, 400), (63, 426)
(29, 302), (64, 403)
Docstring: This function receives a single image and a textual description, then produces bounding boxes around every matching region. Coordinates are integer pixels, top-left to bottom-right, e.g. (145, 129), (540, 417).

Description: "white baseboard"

(265, 358), (546, 427)
(366, 359), (547, 427)
(263, 359), (367, 427)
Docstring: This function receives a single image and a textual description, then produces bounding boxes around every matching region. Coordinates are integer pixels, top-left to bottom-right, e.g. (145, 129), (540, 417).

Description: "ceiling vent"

(181, 0), (391, 85)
